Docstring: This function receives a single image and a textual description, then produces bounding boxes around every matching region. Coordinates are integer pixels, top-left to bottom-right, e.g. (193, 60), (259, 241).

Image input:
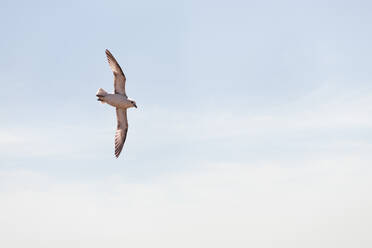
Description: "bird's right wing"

(105, 49), (127, 97)
(114, 108), (128, 158)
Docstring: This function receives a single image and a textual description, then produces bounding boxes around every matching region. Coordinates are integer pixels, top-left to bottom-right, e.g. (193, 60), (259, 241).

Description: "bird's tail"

(96, 88), (108, 103)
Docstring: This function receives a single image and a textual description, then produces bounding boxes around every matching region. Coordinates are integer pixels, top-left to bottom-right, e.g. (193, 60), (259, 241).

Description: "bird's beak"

(134, 103), (137, 108)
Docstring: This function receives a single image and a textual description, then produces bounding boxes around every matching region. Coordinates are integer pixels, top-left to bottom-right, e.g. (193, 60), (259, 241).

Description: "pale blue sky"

(1, 0), (372, 247)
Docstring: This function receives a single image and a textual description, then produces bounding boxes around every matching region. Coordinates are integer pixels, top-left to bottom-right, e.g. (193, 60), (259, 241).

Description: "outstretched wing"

(105, 49), (127, 97)
(114, 108), (128, 158)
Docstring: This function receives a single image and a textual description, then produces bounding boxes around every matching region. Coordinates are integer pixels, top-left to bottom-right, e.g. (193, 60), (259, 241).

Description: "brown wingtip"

(115, 150), (121, 158)
(114, 144), (123, 158)
(105, 49), (115, 62)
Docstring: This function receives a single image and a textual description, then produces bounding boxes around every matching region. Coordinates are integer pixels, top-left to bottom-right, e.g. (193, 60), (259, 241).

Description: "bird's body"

(96, 49), (137, 158)
(98, 92), (133, 109)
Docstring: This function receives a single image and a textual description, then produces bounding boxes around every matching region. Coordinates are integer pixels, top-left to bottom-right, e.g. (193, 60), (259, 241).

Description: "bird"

(96, 49), (137, 158)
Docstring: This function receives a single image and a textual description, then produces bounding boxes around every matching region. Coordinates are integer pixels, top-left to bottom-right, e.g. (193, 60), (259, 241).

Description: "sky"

(1, 0), (372, 247)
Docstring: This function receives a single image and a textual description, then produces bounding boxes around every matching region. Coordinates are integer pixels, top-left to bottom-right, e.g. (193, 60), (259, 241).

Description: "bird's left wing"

(105, 49), (127, 97)
(114, 108), (128, 158)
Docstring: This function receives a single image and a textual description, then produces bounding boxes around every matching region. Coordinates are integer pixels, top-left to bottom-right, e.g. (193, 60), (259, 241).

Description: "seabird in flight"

(96, 49), (137, 158)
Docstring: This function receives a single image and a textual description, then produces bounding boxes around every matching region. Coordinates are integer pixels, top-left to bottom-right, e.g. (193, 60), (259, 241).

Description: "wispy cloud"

(1, 83), (371, 160)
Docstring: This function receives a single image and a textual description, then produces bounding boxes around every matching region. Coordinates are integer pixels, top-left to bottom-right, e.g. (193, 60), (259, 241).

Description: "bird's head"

(129, 100), (137, 108)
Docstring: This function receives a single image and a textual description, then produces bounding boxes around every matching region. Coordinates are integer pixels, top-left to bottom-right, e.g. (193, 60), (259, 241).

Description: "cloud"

(1, 83), (371, 247)
(0, 156), (371, 248)
(1, 83), (371, 160)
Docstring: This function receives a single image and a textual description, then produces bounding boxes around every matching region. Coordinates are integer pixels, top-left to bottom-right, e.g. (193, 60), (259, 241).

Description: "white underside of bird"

(96, 49), (137, 158)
